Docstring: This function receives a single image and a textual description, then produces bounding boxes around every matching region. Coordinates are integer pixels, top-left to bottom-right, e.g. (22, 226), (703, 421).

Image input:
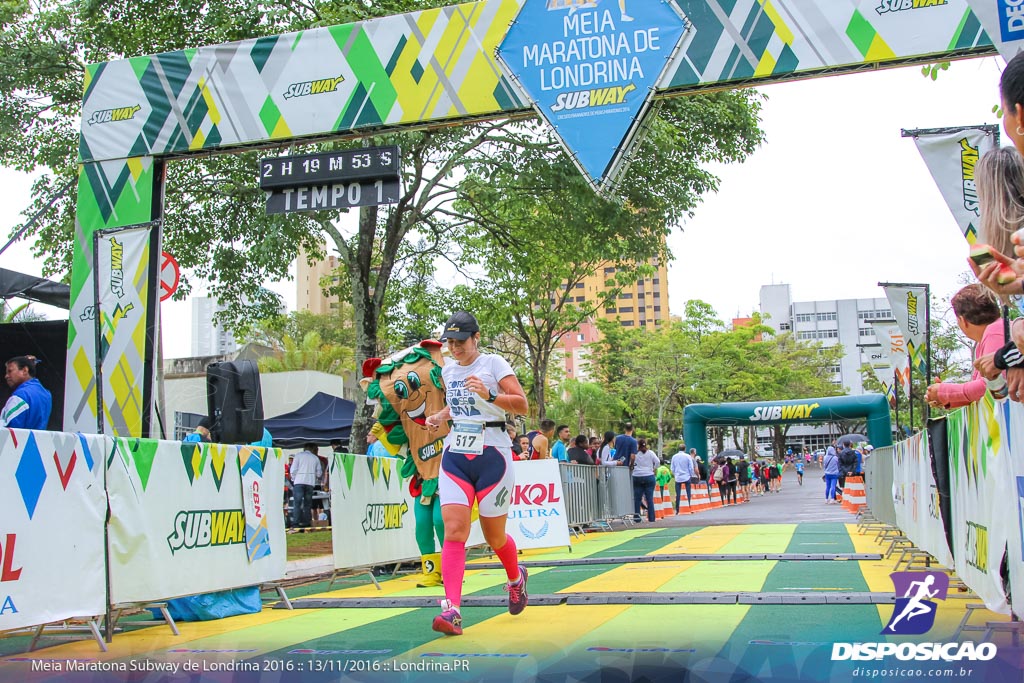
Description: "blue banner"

(498, 0), (687, 190)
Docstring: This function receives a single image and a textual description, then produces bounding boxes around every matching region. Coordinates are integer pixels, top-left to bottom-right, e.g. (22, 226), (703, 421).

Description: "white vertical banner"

(882, 286), (929, 382)
(107, 438), (286, 604)
(891, 431), (954, 568)
(945, 400), (1013, 614)
(1004, 400), (1024, 619)
(862, 344), (896, 408)
(910, 127), (998, 244)
(871, 321), (912, 400)
(507, 460), (571, 550)
(0, 429), (107, 630)
(95, 225), (155, 437)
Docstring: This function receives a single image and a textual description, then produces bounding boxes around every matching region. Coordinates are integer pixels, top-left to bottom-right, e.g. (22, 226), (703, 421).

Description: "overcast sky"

(1, 57), (1006, 357)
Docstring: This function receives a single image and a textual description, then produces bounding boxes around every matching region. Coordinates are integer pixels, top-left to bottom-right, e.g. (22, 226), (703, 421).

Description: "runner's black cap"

(440, 311), (479, 340)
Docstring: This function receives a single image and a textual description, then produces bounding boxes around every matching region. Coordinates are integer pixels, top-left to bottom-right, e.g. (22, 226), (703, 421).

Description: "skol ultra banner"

(106, 437), (285, 604)
(882, 286), (929, 381)
(871, 321), (912, 399)
(911, 127), (998, 244)
(94, 225), (156, 437)
(0, 429), (106, 630)
(891, 431), (954, 567)
(507, 459), (570, 550)
(944, 399), (1013, 614)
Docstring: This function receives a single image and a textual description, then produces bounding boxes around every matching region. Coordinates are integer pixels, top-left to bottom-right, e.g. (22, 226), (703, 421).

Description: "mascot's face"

(378, 345), (449, 462)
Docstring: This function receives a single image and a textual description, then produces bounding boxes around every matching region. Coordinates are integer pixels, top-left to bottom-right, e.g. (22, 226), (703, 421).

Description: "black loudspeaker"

(206, 360), (264, 444)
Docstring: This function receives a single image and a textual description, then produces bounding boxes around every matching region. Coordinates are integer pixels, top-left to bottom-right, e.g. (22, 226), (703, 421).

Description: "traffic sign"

(259, 146), (400, 190)
(160, 251), (180, 302)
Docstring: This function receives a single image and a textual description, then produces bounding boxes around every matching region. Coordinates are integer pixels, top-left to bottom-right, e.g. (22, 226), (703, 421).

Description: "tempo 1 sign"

(265, 178), (401, 214)
(260, 145), (401, 214)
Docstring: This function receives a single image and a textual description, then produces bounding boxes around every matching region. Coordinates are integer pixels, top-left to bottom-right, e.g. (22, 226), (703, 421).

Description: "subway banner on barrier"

(0, 430), (107, 630)
(330, 453), (484, 570)
(106, 438), (285, 604)
(882, 285), (929, 381)
(944, 398), (1013, 614)
(496, 0), (688, 193)
(891, 431), (954, 567)
(870, 321), (912, 400)
(910, 127), (998, 244)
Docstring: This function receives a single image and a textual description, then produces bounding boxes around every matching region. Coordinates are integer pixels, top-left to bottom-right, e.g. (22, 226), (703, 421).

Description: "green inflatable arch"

(683, 395), (893, 462)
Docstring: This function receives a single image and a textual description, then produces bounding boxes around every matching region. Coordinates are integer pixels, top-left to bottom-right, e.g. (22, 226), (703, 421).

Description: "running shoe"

(431, 599), (463, 636)
(505, 565), (529, 616)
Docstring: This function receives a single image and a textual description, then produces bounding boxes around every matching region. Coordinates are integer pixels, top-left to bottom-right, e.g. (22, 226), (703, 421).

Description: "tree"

(546, 379), (627, 437)
(2, 301), (46, 323)
(257, 331), (353, 376)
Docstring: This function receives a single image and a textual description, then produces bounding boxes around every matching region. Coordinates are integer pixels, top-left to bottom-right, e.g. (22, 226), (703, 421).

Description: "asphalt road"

(653, 466), (855, 527)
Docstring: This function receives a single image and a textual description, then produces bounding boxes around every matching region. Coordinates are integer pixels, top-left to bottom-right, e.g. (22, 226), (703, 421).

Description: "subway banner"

(882, 285), (929, 381)
(0, 429), (107, 630)
(106, 438), (285, 604)
(890, 430), (954, 567)
(94, 225), (156, 437)
(910, 127), (998, 245)
(943, 398), (1013, 614)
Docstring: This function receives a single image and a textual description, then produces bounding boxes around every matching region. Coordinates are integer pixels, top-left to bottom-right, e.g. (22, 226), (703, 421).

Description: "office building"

(190, 296), (238, 357)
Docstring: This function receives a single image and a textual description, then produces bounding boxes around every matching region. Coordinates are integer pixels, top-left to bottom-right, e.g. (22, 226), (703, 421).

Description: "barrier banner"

(870, 321), (912, 400)
(891, 430), (953, 568)
(882, 285), (929, 381)
(107, 438), (285, 604)
(1001, 401), (1024, 619)
(0, 429), (106, 630)
(944, 399), (1012, 614)
(508, 460), (570, 550)
(910, 127), (997, 245)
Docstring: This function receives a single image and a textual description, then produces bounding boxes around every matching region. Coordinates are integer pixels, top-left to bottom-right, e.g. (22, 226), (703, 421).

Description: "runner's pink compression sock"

(493, 534), (520, 582)
(442, 540), (466, 606)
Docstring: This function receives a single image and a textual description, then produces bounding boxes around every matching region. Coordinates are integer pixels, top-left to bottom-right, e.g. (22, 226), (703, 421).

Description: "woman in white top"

(425, 312), (529, 636)
(631, 438), (660, 523)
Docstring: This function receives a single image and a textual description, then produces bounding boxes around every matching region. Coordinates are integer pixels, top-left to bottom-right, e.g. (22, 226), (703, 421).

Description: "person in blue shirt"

(551, 424), (570, 462)
(613, 422), (638, 467)
(2, 355), (52, 430)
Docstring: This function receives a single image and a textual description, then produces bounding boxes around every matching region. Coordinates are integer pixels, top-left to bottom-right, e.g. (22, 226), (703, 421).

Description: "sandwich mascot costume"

(363, 340), (449, 587)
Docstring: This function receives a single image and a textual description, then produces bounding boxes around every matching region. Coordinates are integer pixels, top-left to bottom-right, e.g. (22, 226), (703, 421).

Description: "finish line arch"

(69, 1), (998, 435)
(683, 395), (893, 462)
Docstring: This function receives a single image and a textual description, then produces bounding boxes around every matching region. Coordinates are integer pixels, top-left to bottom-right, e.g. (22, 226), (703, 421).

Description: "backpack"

(713, 465), (724, 482)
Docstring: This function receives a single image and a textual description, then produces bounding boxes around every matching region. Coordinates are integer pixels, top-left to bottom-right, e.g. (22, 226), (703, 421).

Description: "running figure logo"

(882, 571), (949, 635)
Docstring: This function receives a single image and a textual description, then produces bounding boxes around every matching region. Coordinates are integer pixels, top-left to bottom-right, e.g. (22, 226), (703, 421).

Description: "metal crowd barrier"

(559, 463), (634, 527)
(863, 445), (896, 528)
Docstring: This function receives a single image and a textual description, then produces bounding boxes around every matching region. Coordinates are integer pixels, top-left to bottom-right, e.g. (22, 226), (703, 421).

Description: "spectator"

(531, 419), (555, 459)
(2, 355), (52, 430)
(588, 436), (601, 458)
(613, 422), (638, 468)
(735, 455), (751, 503)
(182, 416), (212, 443)
(926, 284), (1003, 410)
(290, 443), (323, 529)
(670, 445), (696, 513)
(837, 444), (858, 501)
(692, 449), (709, 490)
(551, 424), (570, 462)
(724, 457), (738, 505)
(823, 446), (840, 504)
(631, 438), (659, 523)
(567, 434), (594, 465)
(507, 422), (521, 458)
(516, 435), (531, 460)
(713, 458), (731, 505)
(597, 431), (617, 466)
